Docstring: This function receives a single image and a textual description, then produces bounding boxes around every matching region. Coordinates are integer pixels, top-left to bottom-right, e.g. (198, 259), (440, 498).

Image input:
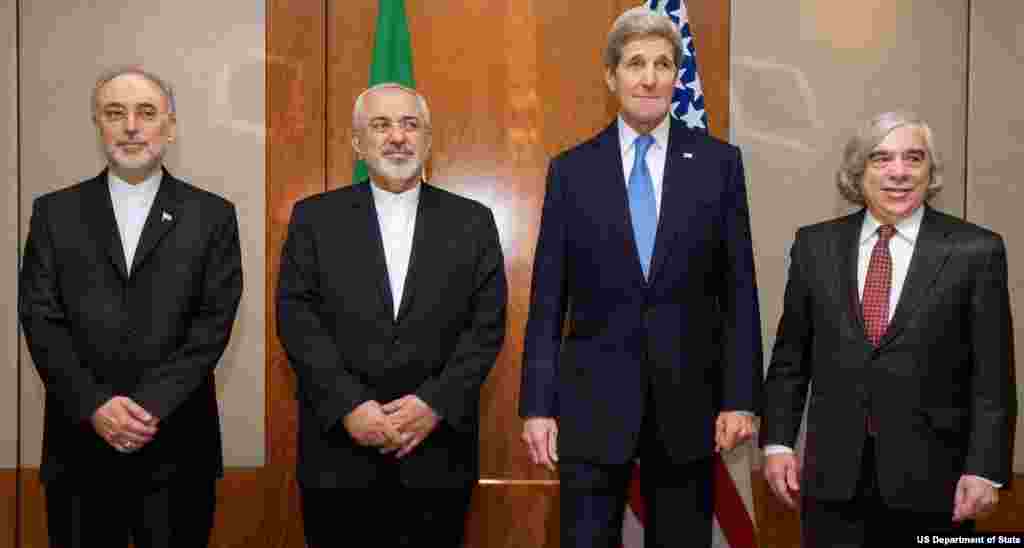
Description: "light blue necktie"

(628, 134), (657, 280)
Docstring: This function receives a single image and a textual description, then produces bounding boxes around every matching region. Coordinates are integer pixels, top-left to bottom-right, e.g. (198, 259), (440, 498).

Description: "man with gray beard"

(19, 66), (242, 547)
(277, 82), (507, 547)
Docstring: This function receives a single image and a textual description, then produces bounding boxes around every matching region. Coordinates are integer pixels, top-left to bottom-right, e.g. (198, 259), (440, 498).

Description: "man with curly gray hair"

(761, 112), (1016, 546)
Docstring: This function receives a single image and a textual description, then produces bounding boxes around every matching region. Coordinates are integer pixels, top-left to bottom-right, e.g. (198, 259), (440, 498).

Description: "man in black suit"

(19, 67), (242, 547)
(277, 82), (507, 547)
(761, 111), (1017, 546)
(520, 7), (762, 548)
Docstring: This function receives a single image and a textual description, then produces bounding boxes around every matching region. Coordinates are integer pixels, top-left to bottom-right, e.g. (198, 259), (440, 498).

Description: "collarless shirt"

(108, 169), (162, 274)
(370, 180), (421, 319)
(618, 114), (671, 216)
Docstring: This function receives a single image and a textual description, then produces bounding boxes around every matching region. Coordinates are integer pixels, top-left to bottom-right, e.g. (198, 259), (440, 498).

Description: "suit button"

(392, 336), (400, 345)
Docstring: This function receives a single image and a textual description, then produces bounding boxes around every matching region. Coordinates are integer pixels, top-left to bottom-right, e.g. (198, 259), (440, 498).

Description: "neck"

(621, 114), (665, 136)
(111, 165), (161, 185)
(373, 176), (419, 194)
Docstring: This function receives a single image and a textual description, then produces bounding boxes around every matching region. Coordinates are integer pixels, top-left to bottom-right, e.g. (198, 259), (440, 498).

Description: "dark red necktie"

(862, 224), (895, 347)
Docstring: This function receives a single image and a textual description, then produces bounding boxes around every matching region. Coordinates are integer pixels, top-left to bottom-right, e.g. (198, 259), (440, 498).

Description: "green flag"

(354, 0), (415, 183)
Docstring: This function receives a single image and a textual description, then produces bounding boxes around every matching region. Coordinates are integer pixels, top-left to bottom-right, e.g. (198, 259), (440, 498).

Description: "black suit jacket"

(520, 120), (763, 465)
(276, 181), (507, 488)
(762, 206), (1017, 511)
(19, 168), (242, 487)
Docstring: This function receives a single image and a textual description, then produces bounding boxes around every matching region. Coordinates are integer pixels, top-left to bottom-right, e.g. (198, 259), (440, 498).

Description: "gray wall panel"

(19, 0), (265, 467)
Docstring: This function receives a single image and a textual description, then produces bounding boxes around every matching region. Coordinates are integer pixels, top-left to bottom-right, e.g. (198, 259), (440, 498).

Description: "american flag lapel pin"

(162, 211), (173, 222)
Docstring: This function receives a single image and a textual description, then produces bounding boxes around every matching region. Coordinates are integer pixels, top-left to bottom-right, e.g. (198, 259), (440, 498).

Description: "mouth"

(881, 187), (913, 198)
(118, 142), (147, 151)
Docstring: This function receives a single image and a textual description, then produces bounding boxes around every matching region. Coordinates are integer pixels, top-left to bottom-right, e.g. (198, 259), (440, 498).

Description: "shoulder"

(290, 182), (364, 221)
(424, 183), (495, 225)
(794, 210), (861, 242)
(31, 173), (103, 210)
(169, 175), (235, 213)
(550, 122), (617, 167)
(926, 207), (1005, 253)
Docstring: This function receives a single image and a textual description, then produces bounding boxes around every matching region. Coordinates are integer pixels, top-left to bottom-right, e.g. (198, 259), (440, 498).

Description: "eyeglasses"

(367, 117), (425, 135)
(98, 107), (167, 126)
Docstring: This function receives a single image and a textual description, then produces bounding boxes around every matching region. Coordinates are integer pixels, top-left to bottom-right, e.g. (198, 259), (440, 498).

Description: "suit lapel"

(838, 210), (866, 337)
(356, 181), (397, 318)
(83, 170), (130, 280)
(879, 206), (952, 347)
(129, 168), (180, 276)
(647, 122), (695, 285)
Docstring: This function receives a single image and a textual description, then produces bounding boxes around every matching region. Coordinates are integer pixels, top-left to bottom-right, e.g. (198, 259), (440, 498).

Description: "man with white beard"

(277, 82), (507, 547)
(20, 67), (242, 547)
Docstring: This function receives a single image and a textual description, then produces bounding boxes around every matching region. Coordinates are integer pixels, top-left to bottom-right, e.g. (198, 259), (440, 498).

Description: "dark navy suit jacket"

(520, 119), (763, 465)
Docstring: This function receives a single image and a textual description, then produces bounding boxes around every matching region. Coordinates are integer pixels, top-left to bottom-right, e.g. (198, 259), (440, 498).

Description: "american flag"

(621, 2), (758, 548)
(650, 0), (709, 131)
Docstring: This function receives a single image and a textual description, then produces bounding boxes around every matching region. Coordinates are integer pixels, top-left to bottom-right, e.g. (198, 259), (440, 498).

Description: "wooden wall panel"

(266, 0), (326, 547)
(0, 470), (13, 548)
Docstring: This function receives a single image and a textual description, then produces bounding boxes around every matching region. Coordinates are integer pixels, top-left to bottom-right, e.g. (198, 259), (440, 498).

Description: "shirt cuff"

(965, 474), (1003, 489)
(763, 444), (794, 456)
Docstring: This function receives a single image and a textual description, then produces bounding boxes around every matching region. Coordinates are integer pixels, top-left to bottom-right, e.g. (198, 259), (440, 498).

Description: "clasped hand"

(343, 395), (440, 459)
(91, 396), (159, 453)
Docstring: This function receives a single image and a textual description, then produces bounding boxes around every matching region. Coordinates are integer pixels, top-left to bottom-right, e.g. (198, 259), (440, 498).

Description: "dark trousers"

(300, 461), (473, 548)
(560, 391), (715, 548)
(802, 437), (974, 548)
(44, 478), (216, 548)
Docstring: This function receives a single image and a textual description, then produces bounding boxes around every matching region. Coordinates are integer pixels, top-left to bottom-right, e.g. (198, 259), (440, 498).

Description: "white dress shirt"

(764, 206), (999, 487)
(370, 180), (420, 319)
(618, 114), (671, 216)
(108, 170), (162, 274)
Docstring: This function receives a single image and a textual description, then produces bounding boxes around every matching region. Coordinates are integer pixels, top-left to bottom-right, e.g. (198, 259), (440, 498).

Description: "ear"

(351, 132), (363, 160)
(166, 112), (178, 142)
(604, 67), (617, 93)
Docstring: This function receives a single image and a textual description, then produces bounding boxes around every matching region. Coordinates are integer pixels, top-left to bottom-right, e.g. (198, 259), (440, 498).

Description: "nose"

(386, 125), (408, 143)
(886, 159), (909, 179)
(640, 65), (656, 87)
(124, 112), (140, 134)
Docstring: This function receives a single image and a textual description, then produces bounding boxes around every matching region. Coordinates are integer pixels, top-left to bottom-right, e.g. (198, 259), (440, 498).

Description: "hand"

(343, 400), (403, 448)
(380, 395), (440, 459)
(763, 453), (801, 509)
(91, 396), (158, 453)
(522, 417), (558, 472)
(715, 411), (755, 452)
(953, 475), (999, 522)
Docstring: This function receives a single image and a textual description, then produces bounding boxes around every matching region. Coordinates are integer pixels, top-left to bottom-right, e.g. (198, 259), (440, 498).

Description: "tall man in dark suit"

(761, 111), (1017, 546)
(19, 67), (242, 547)
(277, 83), (507, 547)
(519, 8), (763, 548)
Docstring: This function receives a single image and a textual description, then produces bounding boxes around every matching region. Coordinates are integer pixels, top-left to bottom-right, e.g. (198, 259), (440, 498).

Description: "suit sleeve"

(415, 208), (507, 433)
(761, 229), (814, 447)
(131, 203), (243, 420)
(717, 146), (764, 412)
(965, 235), (1016, 485)
(19, 197), (114, 423)
(276, 202), (374, 433)
(519, 158), (569, 419)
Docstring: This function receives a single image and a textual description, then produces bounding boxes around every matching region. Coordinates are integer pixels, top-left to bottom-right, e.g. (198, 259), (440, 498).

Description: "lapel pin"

(682, 152), (694, 159)
(161, 211), (173, 222)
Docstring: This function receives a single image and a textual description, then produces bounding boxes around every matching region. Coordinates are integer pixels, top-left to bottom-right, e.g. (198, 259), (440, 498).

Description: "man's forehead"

(363, 87), (421, 116)
(96, 73), (167, 105)
(872, 125), (927, 152)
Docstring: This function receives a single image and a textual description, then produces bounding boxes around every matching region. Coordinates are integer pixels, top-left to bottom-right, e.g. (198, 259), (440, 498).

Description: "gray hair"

(605, 7), (684, 71)
(836, 111), (944, 205)
(352, 82), (431, 130)
(92, 66), (176, 119)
